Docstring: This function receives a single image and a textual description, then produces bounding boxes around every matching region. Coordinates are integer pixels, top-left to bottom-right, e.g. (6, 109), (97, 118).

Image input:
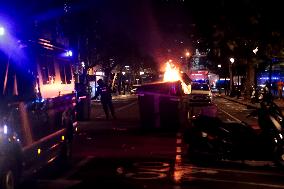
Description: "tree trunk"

(244, 59), (255, 99)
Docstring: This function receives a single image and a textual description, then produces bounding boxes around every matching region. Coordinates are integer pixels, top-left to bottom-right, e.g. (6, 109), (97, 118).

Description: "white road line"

(59, 156), (94, 180)
(218, 108), (242, 122)
(183, 176), (284, 188)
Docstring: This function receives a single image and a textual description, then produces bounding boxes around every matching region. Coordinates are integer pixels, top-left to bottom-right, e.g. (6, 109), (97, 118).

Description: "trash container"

(137, 81), (188, 131)
(76, 95), (91, 121)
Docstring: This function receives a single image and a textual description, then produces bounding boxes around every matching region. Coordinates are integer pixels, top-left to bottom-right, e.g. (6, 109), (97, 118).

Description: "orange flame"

(163, 61), (191, 94)
(163, 62), (180, 82)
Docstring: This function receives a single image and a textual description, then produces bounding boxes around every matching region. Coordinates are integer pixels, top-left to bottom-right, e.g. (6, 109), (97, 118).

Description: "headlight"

(207, 93), (212, 99)
(208, 91), (212, 96)
(0, 124), (20, 142)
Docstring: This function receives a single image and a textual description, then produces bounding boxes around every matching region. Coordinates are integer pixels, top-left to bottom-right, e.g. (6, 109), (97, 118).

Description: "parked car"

(188, 82), (212, 104)
(0, 40), (77, 189)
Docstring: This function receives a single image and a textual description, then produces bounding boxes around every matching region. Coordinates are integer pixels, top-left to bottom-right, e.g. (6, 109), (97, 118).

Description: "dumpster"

(137, 81), (188, 131)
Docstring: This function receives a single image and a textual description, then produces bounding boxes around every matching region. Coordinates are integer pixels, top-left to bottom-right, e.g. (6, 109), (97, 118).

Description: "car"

(0, 40), (77, 189)
(188, 82), (212, 104)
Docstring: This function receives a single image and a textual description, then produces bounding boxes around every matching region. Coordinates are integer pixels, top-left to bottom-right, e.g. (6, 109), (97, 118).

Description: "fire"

(163, 62), (180, 82)
(181, 82), (191, 94)
(163, 61), (191, 94)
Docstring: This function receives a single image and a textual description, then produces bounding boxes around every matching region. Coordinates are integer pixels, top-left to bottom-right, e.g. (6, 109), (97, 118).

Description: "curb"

(219, 95), (284, 109)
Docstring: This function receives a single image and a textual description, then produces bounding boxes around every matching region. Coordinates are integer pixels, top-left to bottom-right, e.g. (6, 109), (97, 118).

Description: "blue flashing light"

(66, 50), (72, 57)
(0, 27), (4, 36)
(259, 77), (279, 80)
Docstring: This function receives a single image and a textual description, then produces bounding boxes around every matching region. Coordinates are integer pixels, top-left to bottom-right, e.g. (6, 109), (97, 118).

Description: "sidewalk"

(218, 93), (284, 109)
(112, 94), (138, 101)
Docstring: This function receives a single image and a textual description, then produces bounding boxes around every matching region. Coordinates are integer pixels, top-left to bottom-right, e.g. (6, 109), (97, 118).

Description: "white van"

(189, 82), (212, 104)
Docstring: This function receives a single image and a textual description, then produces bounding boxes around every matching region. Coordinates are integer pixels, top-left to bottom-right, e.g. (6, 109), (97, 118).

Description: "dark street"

(2, 1), (284, 189)
(20, 95), (284, 189)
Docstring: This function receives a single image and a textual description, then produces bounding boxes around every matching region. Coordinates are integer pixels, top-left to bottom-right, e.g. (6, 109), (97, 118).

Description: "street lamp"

(185, 51), (191, 73)
(229, 58), (235, 94)
(253, 47), (259, 88)
(253, 47), (258, 55)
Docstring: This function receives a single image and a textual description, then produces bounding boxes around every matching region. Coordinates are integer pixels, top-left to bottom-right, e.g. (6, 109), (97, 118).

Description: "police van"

(0, 38), (77, 189)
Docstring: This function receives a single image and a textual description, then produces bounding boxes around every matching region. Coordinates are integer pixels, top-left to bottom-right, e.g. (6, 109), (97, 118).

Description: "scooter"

(184, 99), (284, 166)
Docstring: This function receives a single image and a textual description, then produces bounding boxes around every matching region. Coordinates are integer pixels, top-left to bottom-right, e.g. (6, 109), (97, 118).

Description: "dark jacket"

(95, 83), (112, 103)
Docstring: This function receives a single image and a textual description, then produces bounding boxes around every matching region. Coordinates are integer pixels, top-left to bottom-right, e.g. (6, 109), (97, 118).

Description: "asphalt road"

(20, 95), (284, 189)
(214, 96), (259, 127)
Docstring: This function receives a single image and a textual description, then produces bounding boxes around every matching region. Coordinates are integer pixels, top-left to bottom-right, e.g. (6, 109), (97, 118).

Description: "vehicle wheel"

(58, 117), (74, 164)
(62, 139), (72, 160)
(57, 138), (73, 167)
(0, 165), (18, 189)
(273, 147), (284, 167)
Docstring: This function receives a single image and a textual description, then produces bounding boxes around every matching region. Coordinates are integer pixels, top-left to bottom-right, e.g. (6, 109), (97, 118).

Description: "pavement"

(217, 93), (284, 109)
(91, 93), (137, 104)
(83, 96), (140, 133)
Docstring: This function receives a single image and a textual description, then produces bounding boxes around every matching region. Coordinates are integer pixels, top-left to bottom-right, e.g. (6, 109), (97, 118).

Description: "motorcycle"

(250, 86), (259, 103)
(251, 85), (273, 104)
(184, 99), (284, 166)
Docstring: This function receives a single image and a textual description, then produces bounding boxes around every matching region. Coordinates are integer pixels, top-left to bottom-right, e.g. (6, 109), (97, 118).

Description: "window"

(191, 83), (209, 91)
(1, 59), (35, 101)
(38, 55), (55, 84)
(59, 60), (72, 84)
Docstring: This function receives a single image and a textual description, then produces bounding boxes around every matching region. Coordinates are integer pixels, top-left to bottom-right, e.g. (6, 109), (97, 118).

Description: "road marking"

(182, 176), (284, 188)
(133, 162), (171, 172)
(183, 165), (283, 177)
(218, 108), (242, 122)
(125, 172), (167, 180)
(59, 156), (94, 179)
(176, 147), (182, 153)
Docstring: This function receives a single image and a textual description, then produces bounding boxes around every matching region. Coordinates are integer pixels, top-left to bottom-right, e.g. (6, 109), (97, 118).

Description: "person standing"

(277, 79), (283, 99)
(224, 81), (229, 96)
(92, 79), (116, 120)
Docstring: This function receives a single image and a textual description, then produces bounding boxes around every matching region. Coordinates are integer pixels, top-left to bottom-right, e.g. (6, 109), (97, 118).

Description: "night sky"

(1, 0), (284, 63)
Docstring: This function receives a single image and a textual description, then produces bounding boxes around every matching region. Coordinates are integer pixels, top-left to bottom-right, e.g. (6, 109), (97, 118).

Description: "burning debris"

(162, 61), (191, 94)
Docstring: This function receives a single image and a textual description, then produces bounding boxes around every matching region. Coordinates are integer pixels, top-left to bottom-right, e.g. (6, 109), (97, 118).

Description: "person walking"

(277, 79), (283, 99)
(92, 79), (116, 120)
